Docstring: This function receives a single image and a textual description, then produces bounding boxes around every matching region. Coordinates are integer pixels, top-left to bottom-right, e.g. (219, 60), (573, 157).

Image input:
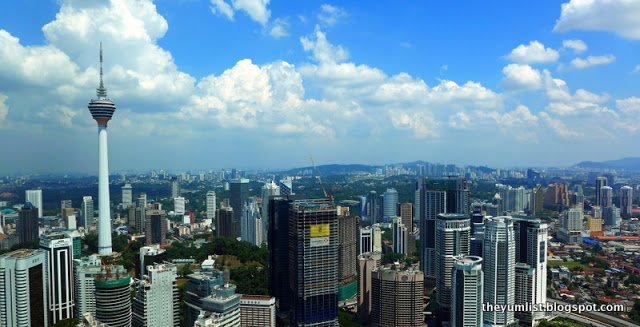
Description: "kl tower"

(88, 43), (115, 255)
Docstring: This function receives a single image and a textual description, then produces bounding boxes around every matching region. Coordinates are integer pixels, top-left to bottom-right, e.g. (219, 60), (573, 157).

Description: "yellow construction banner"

(310, 224), (330, 237)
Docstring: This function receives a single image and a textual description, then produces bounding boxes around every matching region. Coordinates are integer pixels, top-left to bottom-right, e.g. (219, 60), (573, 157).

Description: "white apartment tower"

(483, 216), (517, 327)
(25, 189), (43, 218)
(206, 191), (217, 220)
(451, 255), (483, 327)
(132, 263), (180, 327)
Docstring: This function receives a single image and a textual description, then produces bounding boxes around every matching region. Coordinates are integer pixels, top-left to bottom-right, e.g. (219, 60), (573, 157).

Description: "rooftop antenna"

(97, 42), (107, 98)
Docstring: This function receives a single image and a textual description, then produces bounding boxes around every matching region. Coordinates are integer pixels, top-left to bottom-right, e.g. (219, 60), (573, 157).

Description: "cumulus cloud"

(210, 0), (271, 25)
(543, 71), (611, 116)
(554, 0), (640, 40)
(539, 112), (581, 138)
(300, 26), (349, 63)
(562, 39), (587, 53)
(570, 55), (615, 69)
(616, 97), (640, 113)
(269, 18), (289, 38)
(506, 41), (559, 64)
(502, 64), (543, 90)
(318, 4), (347, 26)
(390, 110), (439, 138)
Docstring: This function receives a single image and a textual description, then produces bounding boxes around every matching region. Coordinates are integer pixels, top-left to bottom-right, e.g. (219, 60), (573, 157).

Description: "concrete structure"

(365, 190), (379, 224)
(392, 217), (408, 255)
(359, 224), (382, 254)
(241, 197), (263, 246)
(82, 196), (94, 230)
(138, 245), (168, 278)
(513, 217), (548, 325)
(451, 255), (483, 327)
(371, 266), (425, 327)
(357, 252), (382, 325)
(559, 208), (583, 245)
(206, 191), (217, 221)
(620, 186), (633, 217)
(132, 263), (179, 327)
(17, 202), (39, 243)
(382, 188), (398, 223)
(338, 215), (357, 302)
(230, 179), (250, 238)
(600, 186), (613, 208)
(87, 45), (115, 255)
(435, 213), (470, 309)
(289, 198), (339, 326)
(171, 179), (181, 198)
(595, 176), (608, 207)
(74, 255), (102, 319)
(399, 203), (413, 230)
(416, 177), (447, 281)
(25, 189), (43, 218)
(483, 216), (517, 327)
(174, 197), (186, 215)
(587, 216), (603, 233)
(122, 184), (133, 208)
(603, 206), (621, 228)
(239, 295), (276, 327)
(40, 232), (75, 324)
(184, 257), (226, 327)
(216, 207), (235, 238)
(145, 210), (168, 246)
(0, 249), (49, 327)
(196, 283), (241, 327)
(260, 181), (280, 228)
(94, 265), (131, 327)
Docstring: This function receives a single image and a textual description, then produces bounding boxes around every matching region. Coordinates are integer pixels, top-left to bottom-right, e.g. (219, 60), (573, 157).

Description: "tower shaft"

(97, 125), (112, 255)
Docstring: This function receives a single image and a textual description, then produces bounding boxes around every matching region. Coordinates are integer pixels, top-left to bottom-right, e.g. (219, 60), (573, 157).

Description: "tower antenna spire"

(97, 42), (107, 98)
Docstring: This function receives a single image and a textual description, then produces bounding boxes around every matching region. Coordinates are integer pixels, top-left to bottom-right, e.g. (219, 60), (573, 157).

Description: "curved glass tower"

(88, 43), (115, 256)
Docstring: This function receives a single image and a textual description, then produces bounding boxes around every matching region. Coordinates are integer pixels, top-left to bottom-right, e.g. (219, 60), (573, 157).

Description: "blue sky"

(0, 0), (639, 173)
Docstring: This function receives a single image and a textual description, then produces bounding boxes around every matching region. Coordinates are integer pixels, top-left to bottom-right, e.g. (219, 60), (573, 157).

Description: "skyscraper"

(559, 208), (582, 245)
(88, 44), (115, 256)
(261, 181), (280, 220)
(417, 178), (447, 281)
(392, 217), (408, 255)
(195, 282), (241, 327)
(132, 263), (180, 327)
(183, 257), (226, 327)
(40, 232), (75, 324)
(382, 188), (398, 223)
(289, 198), (339, 326)
(530, 184), (545, 216)
(603, 206), (621, 228)
(17, 202), (39, 243)
(338, 215), (357, 303)
(81, 196), (94, 230)
(74, 255), (102, 319)
(171, 178), (181, 198)
(206, 191), (217, 221)
(216, 207), (235, 238)
(25, 189), (43, 218)
(122, 183), (133, 208)
(357, 252), (382, 325)
(451, 255), (483, 327)
(513, 217), (548, 325)
(359, 225), (382, 255)
(137, 244), (168, 278)
(230, 179), (250, 238)
(241, 197), (263, 246)
(0, 249), (49, 327)
(95, 265), (131, 327)
(595, 176), (608, 207)
(483, 216), (517, 326)
(174, 196), (186, 215)
(600, 186), (613, 208)
(399, 203), (413, 230)
(145, 209), (168, 246)
(267, 196), (293, 320)
(620, 185), (633, 217)
(366, 190), (379, 224)
(435, 213), (470, 309)
(371, 266), (425, 327)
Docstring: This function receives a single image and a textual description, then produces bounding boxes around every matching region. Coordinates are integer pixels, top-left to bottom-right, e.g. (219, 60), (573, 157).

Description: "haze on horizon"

(0, 0), (639, 174)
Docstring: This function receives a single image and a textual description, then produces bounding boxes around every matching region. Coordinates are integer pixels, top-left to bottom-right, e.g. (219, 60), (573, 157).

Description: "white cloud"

(562, 39), (587, 53)
(209, 0), (271, 25)
(570, 55), (615, 69)
(502, 63), (543, 90)
(390, 110), (439, 138)
(539, 112), (580, 138)
(269, 18), (289, 38)
(318, 4), (346, 26)
(554, 0), (640, 40)
(448, 112), (470, 129)
(543, 71), (610, 116)
(506, 41), (559, 64)
(616, 97), (640, 113)
(300, 26), (349, 63)
(0, 94), (8, 122)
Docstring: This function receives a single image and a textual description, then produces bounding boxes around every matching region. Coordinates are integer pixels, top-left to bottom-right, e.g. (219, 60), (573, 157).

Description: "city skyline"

(1, 0), (640, 174)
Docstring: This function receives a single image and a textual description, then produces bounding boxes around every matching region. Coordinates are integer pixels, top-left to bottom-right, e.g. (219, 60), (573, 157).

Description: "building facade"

(239, 295), (276, 327)
(94, 265), (132, 327)
(435, 213), (470, 309)
(40, 233), (75, 324)
(451, 255), (483, 327)
(483, 216), (517, 327)
(132, 263), (179, 327)
(371, 266), (425, 327)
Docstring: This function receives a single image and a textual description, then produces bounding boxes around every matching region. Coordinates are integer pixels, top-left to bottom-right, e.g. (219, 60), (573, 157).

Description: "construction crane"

(310, 155), (329, 198)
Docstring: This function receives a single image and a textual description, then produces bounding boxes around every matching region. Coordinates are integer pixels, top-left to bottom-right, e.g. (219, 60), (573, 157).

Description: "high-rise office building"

(132, 263), (180, 327)
(600, 186), (613, 208)
(122, 183), (133, 207)
(559, 208), (583, 245)
(239, 295), (276, 327)
(359, 225), (382, 255)
(206, 191), (217, 221)
(513, 217), (548, 325)
(0, 249), (49, 327)
(289, 198), (339, 326)
(357, 252), (382, 325)
(25, 189), (43, 218)
(137, 244), (169, 278)
(595, 176), (608, 207)
(392, 217), (408, 255)
(483, 216), (516, 327)
(277, 178), (294, 196)
(17, 202), (39, 243)
(171, 178), (181, 198)
(230, 179), (250, 238)
(620, 186), (633, 217)
(184, 257), (226, 327)
(382, 188), (398, 223)
(530, 184), (544, 216)
(216, 207), (235, 238)
(417, 180), (447, 280)
(371, 266), (425, 327)
(61, 199), (73, 217)
(261, 181), (280, 224)
(603, 206), (621, 228)
(267, 196), (293, 320)
(81, 196), (94, 231)
(95, 265), (131, 327)
(399, 202), (413, 230)
(40, 232), (75, 324)
(174, 197), (186, 215)
(194, 282), (241, 327)
(451, 255), (483, 327)
(435, 213), (470, 309)
(127, 205), (137, 229)
(338, 215), (357, 302)
(241, 197), (263, 246)
(74, 255), (102, 319)
(366, 190), (379, 224)
(145, 209), (168, 246)
(87, 45), (115, 256)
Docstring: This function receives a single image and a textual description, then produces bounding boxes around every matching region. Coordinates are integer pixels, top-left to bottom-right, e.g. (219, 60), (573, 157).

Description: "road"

(548, 298), (639, 327)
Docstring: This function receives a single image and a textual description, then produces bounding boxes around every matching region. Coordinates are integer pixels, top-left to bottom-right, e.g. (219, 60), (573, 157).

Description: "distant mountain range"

(575, 157), (640, 171)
